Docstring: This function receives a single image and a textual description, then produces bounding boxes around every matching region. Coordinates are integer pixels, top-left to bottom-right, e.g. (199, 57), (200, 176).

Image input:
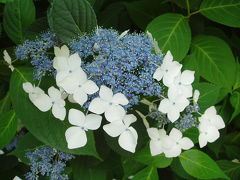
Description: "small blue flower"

(25, 147), (74, 180)
(15, 32), (58, 79)
(70, 28), (163, 107)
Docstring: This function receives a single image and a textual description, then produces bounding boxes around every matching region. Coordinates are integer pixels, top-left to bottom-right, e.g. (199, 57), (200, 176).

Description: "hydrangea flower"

(3, 50), (14, 71)
(168, 70), (195, 98)
(23, 82), (52, 112)
(70, 28), (163, 107)
(89, 85), (129, 122)
(198, 106), (225, 148)
(53, 46), (99, 105)
(153, 51), (182, 87)
(23, 83), (66, 120)
(15, 32), (57, 79)
(103, 113), (138, 153)
(147, 128), (193, 157)
(158, 90), (189, 122)
(25, 147), (74, 180)
(65, 109), (102, 149)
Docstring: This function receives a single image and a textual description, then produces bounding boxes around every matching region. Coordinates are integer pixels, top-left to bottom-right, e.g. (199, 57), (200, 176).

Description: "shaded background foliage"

(0, 0), (240, 179)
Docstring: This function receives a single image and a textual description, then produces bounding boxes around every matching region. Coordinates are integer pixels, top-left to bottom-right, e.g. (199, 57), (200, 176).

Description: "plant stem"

(186, 0), (190, 16)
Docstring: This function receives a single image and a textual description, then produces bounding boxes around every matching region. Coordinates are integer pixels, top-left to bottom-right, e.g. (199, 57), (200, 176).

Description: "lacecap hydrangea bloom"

(25, 146), (74, 180)
(15, 28), (225, 158)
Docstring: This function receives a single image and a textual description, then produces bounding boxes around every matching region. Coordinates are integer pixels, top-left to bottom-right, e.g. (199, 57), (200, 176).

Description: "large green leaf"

(98, 2), (132, 31)
(194, 82), (228, 111)
(125, 0), (171, 30)
(0, 110), (17, 149)
(9, 67), (101, 159)
(200, 0), (240, 28)
(146, 13), (191, 61)
(230, 91), (240, 120)
(48, 0), (97, 43)
(122, 158), (146, 179)
(217, 160), (240, 180)
(132, 166), (158, 180)
(134, 145), (172, 168)
(71, 157), (107, 180)
(3, 0), (35, 44)
(171, 158), (194, 180)
(233, 62), (240, 90)
(0, 0), (14, 3)
(179, 149), (229, 179)
(190, 35), (236, 91)
(0, 92), (11, 114)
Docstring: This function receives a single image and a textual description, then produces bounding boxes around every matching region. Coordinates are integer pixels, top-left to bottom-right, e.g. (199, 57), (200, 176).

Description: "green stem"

(186, 0), (190, 16)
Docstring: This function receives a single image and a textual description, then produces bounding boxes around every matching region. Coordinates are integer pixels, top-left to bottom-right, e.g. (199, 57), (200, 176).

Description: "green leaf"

(0, 92), (11, 114)
(171, 158), (194, 180)
(233, 62), (240, 90)
(0, 110), (17, 149)
(9, 67), (101, 159)
(134, 145), (172, 168)
(10, 133), (43, 164)
(183, 127), (199, 144)
(48, 0), (97, 43)
(193, 82), (228, 111)
(0, 0), (14, 3)
(146, 13), (191, 61)
(125, 0), (171, 30)
(3, 0), (36, 44)
(170, 0), (201, 10)
(122, 158), (145, 179)
(200, 0), (240, 28)
(98, 2), (131, 31)
(132, 166), (158, 180)
(230, 91), (240, 120)
(179, 149), (229, 179)
(224, 145), (240, 160)
(190, 35), (236, 91)
(71, 157), (107, 180)
(25, 17), (49, 39)
(217, 160), (240, 180)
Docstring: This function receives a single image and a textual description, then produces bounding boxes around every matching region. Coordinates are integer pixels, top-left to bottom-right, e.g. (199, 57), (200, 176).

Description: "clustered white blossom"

(19, 32), (225, 157)
(22, 45), (138, 153)
(149, 50), (225, 157)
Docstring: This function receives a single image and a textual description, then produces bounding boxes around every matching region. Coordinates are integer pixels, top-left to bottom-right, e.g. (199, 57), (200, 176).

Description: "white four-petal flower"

(147, 128), (167, 156)
(89, 85), (129, 122)
(168, 70), (195, 98)
(23, 82), (66, 120)
(3, 50), (14, 71)
(193, 89), (200, 104)
(161, 128), (194, 158)
(147, 128), (193, 157)
(103, 114), (138, 153)
(23, 82), (52, 112)
(153, 51), (182, 87)
(198, 121), (220, 148)
(48, 86), (66, 121)
(65, 109), (102, 149)
(158, 90), (189, 122)
(199, 106), (225, 130)
(69, 70), (99, 106)
(13, 176), (22, 180)
(198, 106), (225, 148)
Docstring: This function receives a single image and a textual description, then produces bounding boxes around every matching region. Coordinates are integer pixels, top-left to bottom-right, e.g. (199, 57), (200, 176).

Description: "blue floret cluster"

(15, 32), (58, 79)
(15, 28), (163, 107)
(25, 146), (74, 180)
(70, 28), (163, 107)
(174, 104), (200, 132)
